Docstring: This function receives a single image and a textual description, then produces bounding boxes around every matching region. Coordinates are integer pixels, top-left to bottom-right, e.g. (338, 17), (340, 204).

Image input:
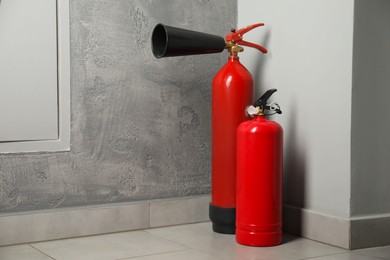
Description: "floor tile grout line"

(355, 253), (389, 260)
(355, 249), (390, 260)
(28, 231), (190, 260)
(114, 248), (192, 260)
(143, 226), (229, 257)
(297, 250), (388, 260)
(141, 229), (192, 250)
(28, 244), (56, 260)
(297, 251), (348, 260)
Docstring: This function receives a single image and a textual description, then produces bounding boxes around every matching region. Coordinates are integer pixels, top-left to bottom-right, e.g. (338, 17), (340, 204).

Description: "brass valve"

(225, 41), (244, 53)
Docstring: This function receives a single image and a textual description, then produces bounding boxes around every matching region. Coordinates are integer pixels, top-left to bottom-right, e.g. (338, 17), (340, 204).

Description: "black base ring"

(209, 203), (236, 234)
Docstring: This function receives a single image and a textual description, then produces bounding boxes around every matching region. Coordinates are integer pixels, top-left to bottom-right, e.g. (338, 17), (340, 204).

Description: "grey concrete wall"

(351, 0), (390, 216)
(0, 0), (236, 213)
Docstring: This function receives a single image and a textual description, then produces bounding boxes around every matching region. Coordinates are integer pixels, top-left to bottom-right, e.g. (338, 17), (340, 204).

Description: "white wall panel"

(0, 0), (70, 152)
(0, 0), (58, 142)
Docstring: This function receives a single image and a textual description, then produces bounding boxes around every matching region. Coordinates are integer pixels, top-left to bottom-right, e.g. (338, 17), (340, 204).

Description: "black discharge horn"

(151, 23), (226, 58)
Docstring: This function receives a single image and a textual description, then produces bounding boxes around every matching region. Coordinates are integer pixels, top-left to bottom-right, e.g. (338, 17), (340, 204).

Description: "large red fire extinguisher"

(210, 24), (267, 234)
(236, 89), (283, 246)
(151, 23), (268, 234)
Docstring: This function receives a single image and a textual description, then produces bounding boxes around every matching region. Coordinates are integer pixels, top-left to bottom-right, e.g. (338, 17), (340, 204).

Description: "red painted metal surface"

(211, 54), (254, 208)
(236, 115), (283, 246)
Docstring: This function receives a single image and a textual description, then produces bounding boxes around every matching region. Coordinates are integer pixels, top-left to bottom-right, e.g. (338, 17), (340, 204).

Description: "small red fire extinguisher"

(236, 89), (283, 246)
(210, 24), (267, 235)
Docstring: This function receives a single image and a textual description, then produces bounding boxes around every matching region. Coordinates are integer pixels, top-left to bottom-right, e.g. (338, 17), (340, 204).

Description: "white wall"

(238, 0), (354, 218)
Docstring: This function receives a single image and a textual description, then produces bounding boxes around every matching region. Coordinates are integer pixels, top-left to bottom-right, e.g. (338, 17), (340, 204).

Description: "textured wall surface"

(0, 0), (236, 213)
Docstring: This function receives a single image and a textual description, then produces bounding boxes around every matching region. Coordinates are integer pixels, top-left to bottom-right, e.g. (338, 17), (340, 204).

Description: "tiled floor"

(0, 222), (389, 260)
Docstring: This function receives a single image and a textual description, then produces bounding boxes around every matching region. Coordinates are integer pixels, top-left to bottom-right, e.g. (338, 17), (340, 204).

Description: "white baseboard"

(284, 205), (390, 249)
(350, 213), (390, 249)
(2, 197), (388, 249)
(283, 205), (350, 249)
(0, 195), (210, 246)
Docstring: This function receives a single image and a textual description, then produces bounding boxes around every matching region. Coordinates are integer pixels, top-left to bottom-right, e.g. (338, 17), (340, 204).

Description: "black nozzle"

(151, 24), (226, 58)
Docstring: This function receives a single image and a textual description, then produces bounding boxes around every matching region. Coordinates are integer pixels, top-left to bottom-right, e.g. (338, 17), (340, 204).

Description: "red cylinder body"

(210, 55), (253, 234)
(236, 115), (283, 246)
